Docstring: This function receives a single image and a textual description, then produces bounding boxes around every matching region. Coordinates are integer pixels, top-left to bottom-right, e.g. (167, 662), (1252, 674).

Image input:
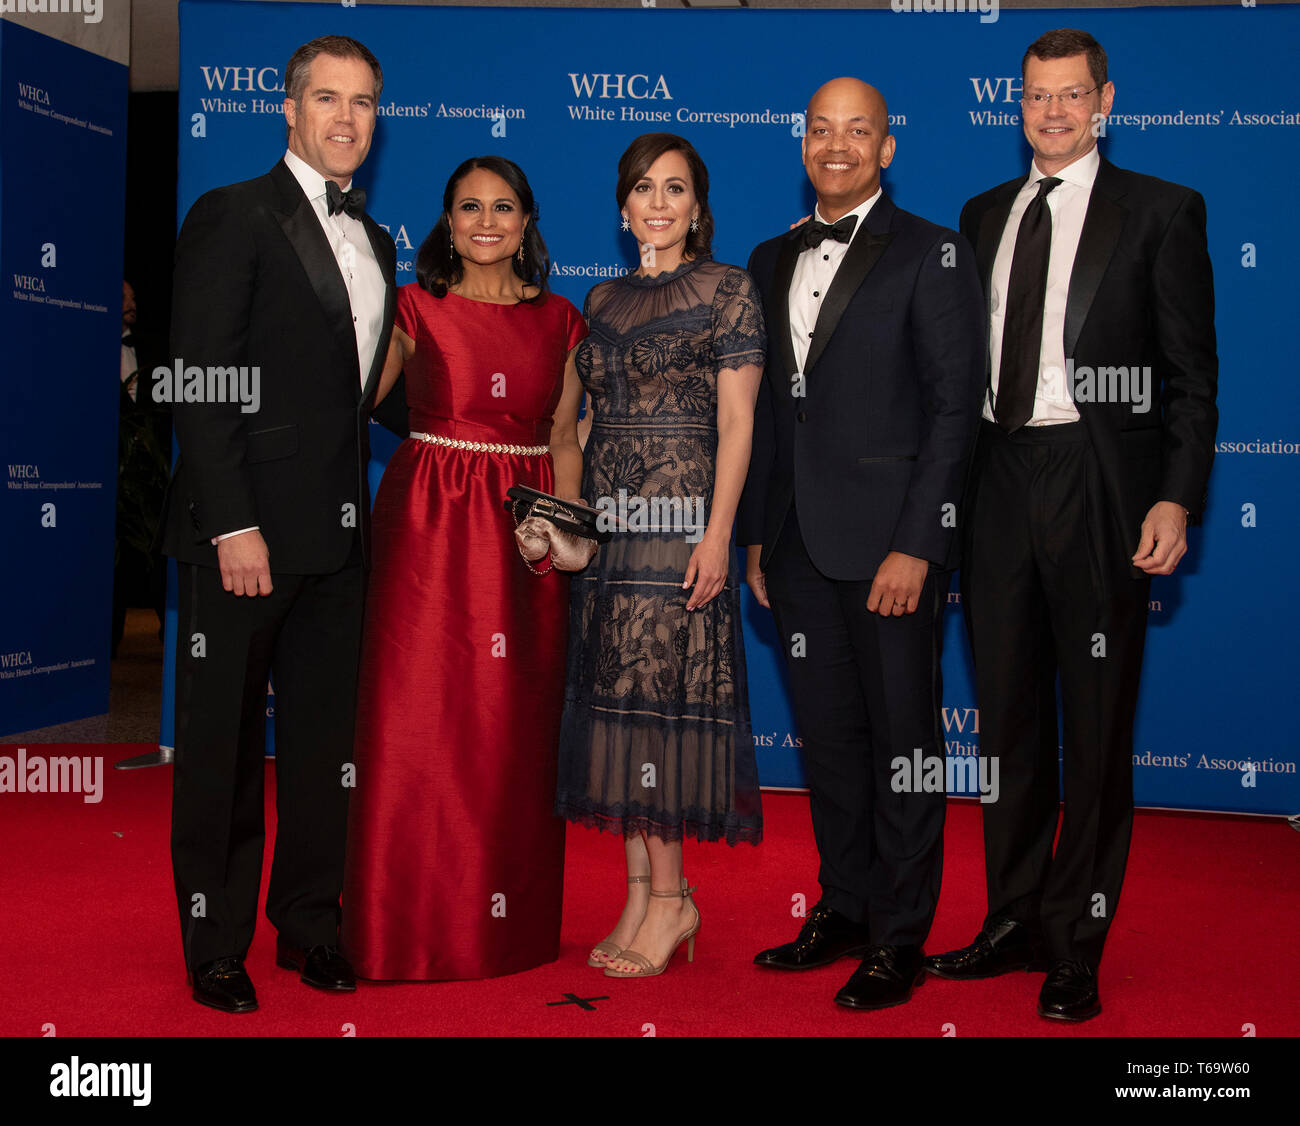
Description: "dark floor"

(3, 608), (165, 745)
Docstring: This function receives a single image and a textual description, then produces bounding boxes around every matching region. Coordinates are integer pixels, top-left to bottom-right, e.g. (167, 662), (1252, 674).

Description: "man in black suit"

(157, 35), (396, 1012)
(925, 29), (1218, 1021)
(738, 78), (985, 1010)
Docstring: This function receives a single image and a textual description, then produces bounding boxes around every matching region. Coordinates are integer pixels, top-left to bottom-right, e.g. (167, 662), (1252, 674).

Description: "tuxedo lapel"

(269, 161), (362, 388)
(359, 216), (396, 404)
(1064, 159), (1127, 359)
(974, 184), (1018, 297)
(766, 231), (802, 388)
(804, 196), (895, 376)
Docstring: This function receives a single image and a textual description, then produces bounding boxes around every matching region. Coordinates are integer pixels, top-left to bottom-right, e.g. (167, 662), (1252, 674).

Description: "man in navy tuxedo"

(738, 78), (985, 1010)
(925, 29), (1217, 1021)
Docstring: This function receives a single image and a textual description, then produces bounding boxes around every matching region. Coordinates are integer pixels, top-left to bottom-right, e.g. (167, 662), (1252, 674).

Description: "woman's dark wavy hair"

(615, 133), (714, 260)
(415, 155), (550, 302)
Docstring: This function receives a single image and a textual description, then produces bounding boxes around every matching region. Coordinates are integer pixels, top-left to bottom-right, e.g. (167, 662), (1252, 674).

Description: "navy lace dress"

(555, 256), (765, 845)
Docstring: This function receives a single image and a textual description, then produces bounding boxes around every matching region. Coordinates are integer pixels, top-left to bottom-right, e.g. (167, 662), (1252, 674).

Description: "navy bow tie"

(325, 180), (366, 220)
(802, 214), (857, 249)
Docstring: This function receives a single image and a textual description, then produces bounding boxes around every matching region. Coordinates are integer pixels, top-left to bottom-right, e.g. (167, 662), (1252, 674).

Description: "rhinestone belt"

(409, 431), (548, 456)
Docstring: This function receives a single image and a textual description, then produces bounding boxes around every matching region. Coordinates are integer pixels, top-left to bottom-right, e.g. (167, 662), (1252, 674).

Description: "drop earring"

(690, 216), (699, 232)
(621, 214), (630, 232)
(517, 244), (525, 267)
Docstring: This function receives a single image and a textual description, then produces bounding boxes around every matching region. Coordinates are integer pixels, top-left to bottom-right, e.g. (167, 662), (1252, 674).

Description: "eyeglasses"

(1021, 86), (1101, 107)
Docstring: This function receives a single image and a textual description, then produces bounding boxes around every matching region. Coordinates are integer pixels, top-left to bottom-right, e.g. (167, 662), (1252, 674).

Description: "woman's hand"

(683, 532), (731, 611)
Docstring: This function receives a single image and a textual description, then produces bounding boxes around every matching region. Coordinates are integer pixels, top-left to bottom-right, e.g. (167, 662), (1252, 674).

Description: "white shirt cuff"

(211, 526), (259, 545)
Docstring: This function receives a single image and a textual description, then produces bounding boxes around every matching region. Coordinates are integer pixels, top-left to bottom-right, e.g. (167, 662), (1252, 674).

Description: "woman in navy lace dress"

(556, 134), (765, 978)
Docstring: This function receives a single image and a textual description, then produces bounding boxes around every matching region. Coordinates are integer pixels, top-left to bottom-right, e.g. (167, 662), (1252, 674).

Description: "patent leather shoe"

(833, 944), (925, 1010)
(1037, 959), (1101, 1022)
(924, 918), (1046, 980)
(191, 956), (257, 1013)
(276, 941), (357, 992)
(753, 903), (871, 970)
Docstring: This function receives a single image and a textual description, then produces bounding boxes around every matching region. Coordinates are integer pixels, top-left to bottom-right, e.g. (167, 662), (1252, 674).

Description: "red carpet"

(1, 743), (1296, 1038)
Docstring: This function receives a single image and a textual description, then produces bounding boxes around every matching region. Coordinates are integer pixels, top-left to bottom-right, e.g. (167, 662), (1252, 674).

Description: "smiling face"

(802, 78), (896, 221)
(284, 52), (378, 186)
(622, 149), (698, 273)
(448, 167), (528, 268)
(1021, 53), (1114, 176)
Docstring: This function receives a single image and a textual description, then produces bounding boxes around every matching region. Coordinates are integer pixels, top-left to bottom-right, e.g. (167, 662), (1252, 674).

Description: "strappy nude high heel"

(587, 875), (650, 967)
(603, 883), (700, 978)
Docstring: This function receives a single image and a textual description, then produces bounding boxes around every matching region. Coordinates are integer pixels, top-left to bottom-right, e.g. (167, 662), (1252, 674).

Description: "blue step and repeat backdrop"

(166, 0), (1299, 816)
(1, 13), (127, 735)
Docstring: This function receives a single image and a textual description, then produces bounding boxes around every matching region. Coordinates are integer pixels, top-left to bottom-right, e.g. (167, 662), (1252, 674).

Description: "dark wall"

(123, 92), (178, 351)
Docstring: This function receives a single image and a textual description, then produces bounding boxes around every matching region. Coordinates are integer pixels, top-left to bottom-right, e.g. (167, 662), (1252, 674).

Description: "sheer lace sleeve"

(711, 267), (766, 372)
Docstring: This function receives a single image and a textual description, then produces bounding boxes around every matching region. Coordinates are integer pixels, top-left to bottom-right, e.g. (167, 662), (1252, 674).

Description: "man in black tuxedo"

(738, 78), (985, 1010)
(157, 35), (396, 1012)
(925, 29), (1217, 1021)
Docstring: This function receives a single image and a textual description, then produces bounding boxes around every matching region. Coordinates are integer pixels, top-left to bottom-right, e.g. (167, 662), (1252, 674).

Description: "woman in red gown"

(341, 156), (587, 980)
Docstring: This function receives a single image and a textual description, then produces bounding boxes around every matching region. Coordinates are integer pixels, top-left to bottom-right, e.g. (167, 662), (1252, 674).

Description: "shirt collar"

(283, 148), (352, 206)
(1028, 146), (1100, 192)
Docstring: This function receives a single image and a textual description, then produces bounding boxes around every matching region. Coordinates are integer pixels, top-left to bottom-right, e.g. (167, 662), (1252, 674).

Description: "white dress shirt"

(214, 152), (387, 545)
(985, 146), (1100, 425)
(789, 189), (883, 376)
(282, 148), (386, 386)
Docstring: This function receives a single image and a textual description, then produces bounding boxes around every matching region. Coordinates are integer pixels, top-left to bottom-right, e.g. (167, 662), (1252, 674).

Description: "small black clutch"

(503, 486), (612, 543)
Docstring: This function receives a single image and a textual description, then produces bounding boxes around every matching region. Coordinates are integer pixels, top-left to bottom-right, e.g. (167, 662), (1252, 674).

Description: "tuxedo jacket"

(737, 193), (987, 580)
(960, 157), (1218, 550)
(157, 159), (396, 573)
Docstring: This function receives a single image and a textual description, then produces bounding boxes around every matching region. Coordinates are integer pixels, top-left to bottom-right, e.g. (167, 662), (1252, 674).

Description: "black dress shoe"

(924, 918), (1046, 980)
(754, 903), (872, 970)
(833, 944), (925, 1010)
(1037, 959), (1101, 1022)
(191, 956), (257, 1013)
(276, 942), (357, 992)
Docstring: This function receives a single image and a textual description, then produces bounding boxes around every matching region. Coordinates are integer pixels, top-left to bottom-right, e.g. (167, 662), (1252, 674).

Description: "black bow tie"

(325, 180), (366, 220)
(802, 214), (857, 250)
(121, 333), (136, 349)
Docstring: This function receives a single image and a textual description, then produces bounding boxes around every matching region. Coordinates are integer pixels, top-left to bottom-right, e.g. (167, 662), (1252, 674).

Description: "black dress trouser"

(962, 420), (1150, 970)
(765, 509), (947, 947)
(170, 547), (364, 971)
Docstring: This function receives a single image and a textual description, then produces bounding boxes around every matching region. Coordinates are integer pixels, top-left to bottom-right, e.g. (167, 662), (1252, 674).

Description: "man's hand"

(217, 530), (272, 596)
(745, 544), (770, 609)
(1132, 501), (1189, 575)
(866, 551), (929, 617)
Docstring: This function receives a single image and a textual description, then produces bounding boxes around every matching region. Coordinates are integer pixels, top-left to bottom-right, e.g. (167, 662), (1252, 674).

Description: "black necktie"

(995, 176), (1062, 433)
(802, 214), (857, 250)
(325, 180), (366, 220)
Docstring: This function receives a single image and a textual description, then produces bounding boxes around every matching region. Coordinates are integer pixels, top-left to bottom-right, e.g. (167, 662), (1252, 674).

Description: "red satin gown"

(342, 283), (587, 980)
